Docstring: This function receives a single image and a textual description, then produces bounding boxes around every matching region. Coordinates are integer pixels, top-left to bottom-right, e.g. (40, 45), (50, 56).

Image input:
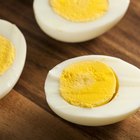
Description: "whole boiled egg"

(33, 0), (130, 42)
(44, 55), (140, 126)
(0, 19), (26, 99)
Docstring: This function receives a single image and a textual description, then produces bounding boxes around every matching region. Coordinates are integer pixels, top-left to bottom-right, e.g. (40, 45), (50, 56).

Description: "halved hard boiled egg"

(45, 55), (140, 126)
(33, 0), (130, 42)
(0, 19), (26, 99)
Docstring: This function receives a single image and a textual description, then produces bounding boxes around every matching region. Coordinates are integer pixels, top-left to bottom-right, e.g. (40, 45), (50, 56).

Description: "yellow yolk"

(0, 36), (15, 75)
(50, 0), (109, 22)
(60, 61), (117, 108)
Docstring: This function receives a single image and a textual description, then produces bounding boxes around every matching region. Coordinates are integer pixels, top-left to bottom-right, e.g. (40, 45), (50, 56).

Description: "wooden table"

(0, 0), (140, 139)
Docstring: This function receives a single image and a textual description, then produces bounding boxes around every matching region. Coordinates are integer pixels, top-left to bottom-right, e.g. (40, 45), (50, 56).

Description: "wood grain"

(0, 90), (89, 140)
(0, 0), (140, 139)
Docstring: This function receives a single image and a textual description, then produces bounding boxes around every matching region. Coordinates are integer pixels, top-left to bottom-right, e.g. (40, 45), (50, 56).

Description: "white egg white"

(45, 55), (140, 126)
(0, 19), (26, 99)
(33, 0), (130, 42)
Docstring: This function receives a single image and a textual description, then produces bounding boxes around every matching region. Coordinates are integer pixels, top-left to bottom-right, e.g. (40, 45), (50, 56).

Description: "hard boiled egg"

(0, 19), (26, 99)
(44, 55), (140, 126)
(33, 0), (130, 42)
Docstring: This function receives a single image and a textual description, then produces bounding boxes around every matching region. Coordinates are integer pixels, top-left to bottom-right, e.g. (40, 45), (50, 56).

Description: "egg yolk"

(50, 0), (109, 22)
(0, 36), (15, 75)
(60, 61), (118, 108)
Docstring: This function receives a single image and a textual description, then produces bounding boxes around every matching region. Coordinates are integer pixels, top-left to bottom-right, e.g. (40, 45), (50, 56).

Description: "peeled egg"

(44, 55), (140, 126)
(0, 19), (26, 99)
(33, 0), (130, 42)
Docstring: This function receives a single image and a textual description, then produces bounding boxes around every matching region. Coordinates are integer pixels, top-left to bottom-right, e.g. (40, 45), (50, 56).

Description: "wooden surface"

(0, 0), (140, 139)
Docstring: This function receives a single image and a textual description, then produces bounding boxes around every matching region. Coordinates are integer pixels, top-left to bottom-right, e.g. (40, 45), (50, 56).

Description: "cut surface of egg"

(50, 0), (109, 22)
(60, 61), (117, 108)
(0, 19), (26, 99)
(33, 0), (130, 42)
(0, 35), (15, 75)
(45, 55), (140, 126)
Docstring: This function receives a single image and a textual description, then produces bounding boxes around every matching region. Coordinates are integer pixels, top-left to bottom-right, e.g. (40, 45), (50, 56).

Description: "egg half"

(33, 0), (130, 42)
(0, 19), (26, 99)
(45, 55), (140, 126)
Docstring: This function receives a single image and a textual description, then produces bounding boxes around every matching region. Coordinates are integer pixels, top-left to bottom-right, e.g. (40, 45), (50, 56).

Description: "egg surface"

(0, 35), (15, 75)
(60, 61), (117, 108)
(33, 0), (130, 42)
(45, 55), (140, 126)
(50, 0), (108, 22)
(0, 19), (26, 99)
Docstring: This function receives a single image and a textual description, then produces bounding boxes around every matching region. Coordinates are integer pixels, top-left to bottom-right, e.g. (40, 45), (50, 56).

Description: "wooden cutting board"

(0, 0), (140, 139)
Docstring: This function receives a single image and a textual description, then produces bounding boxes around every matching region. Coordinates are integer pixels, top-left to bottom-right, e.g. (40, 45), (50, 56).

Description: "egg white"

(45, 55), (140, 126)
(0, 19), (27, 99)
(33, 0), (130, 42)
